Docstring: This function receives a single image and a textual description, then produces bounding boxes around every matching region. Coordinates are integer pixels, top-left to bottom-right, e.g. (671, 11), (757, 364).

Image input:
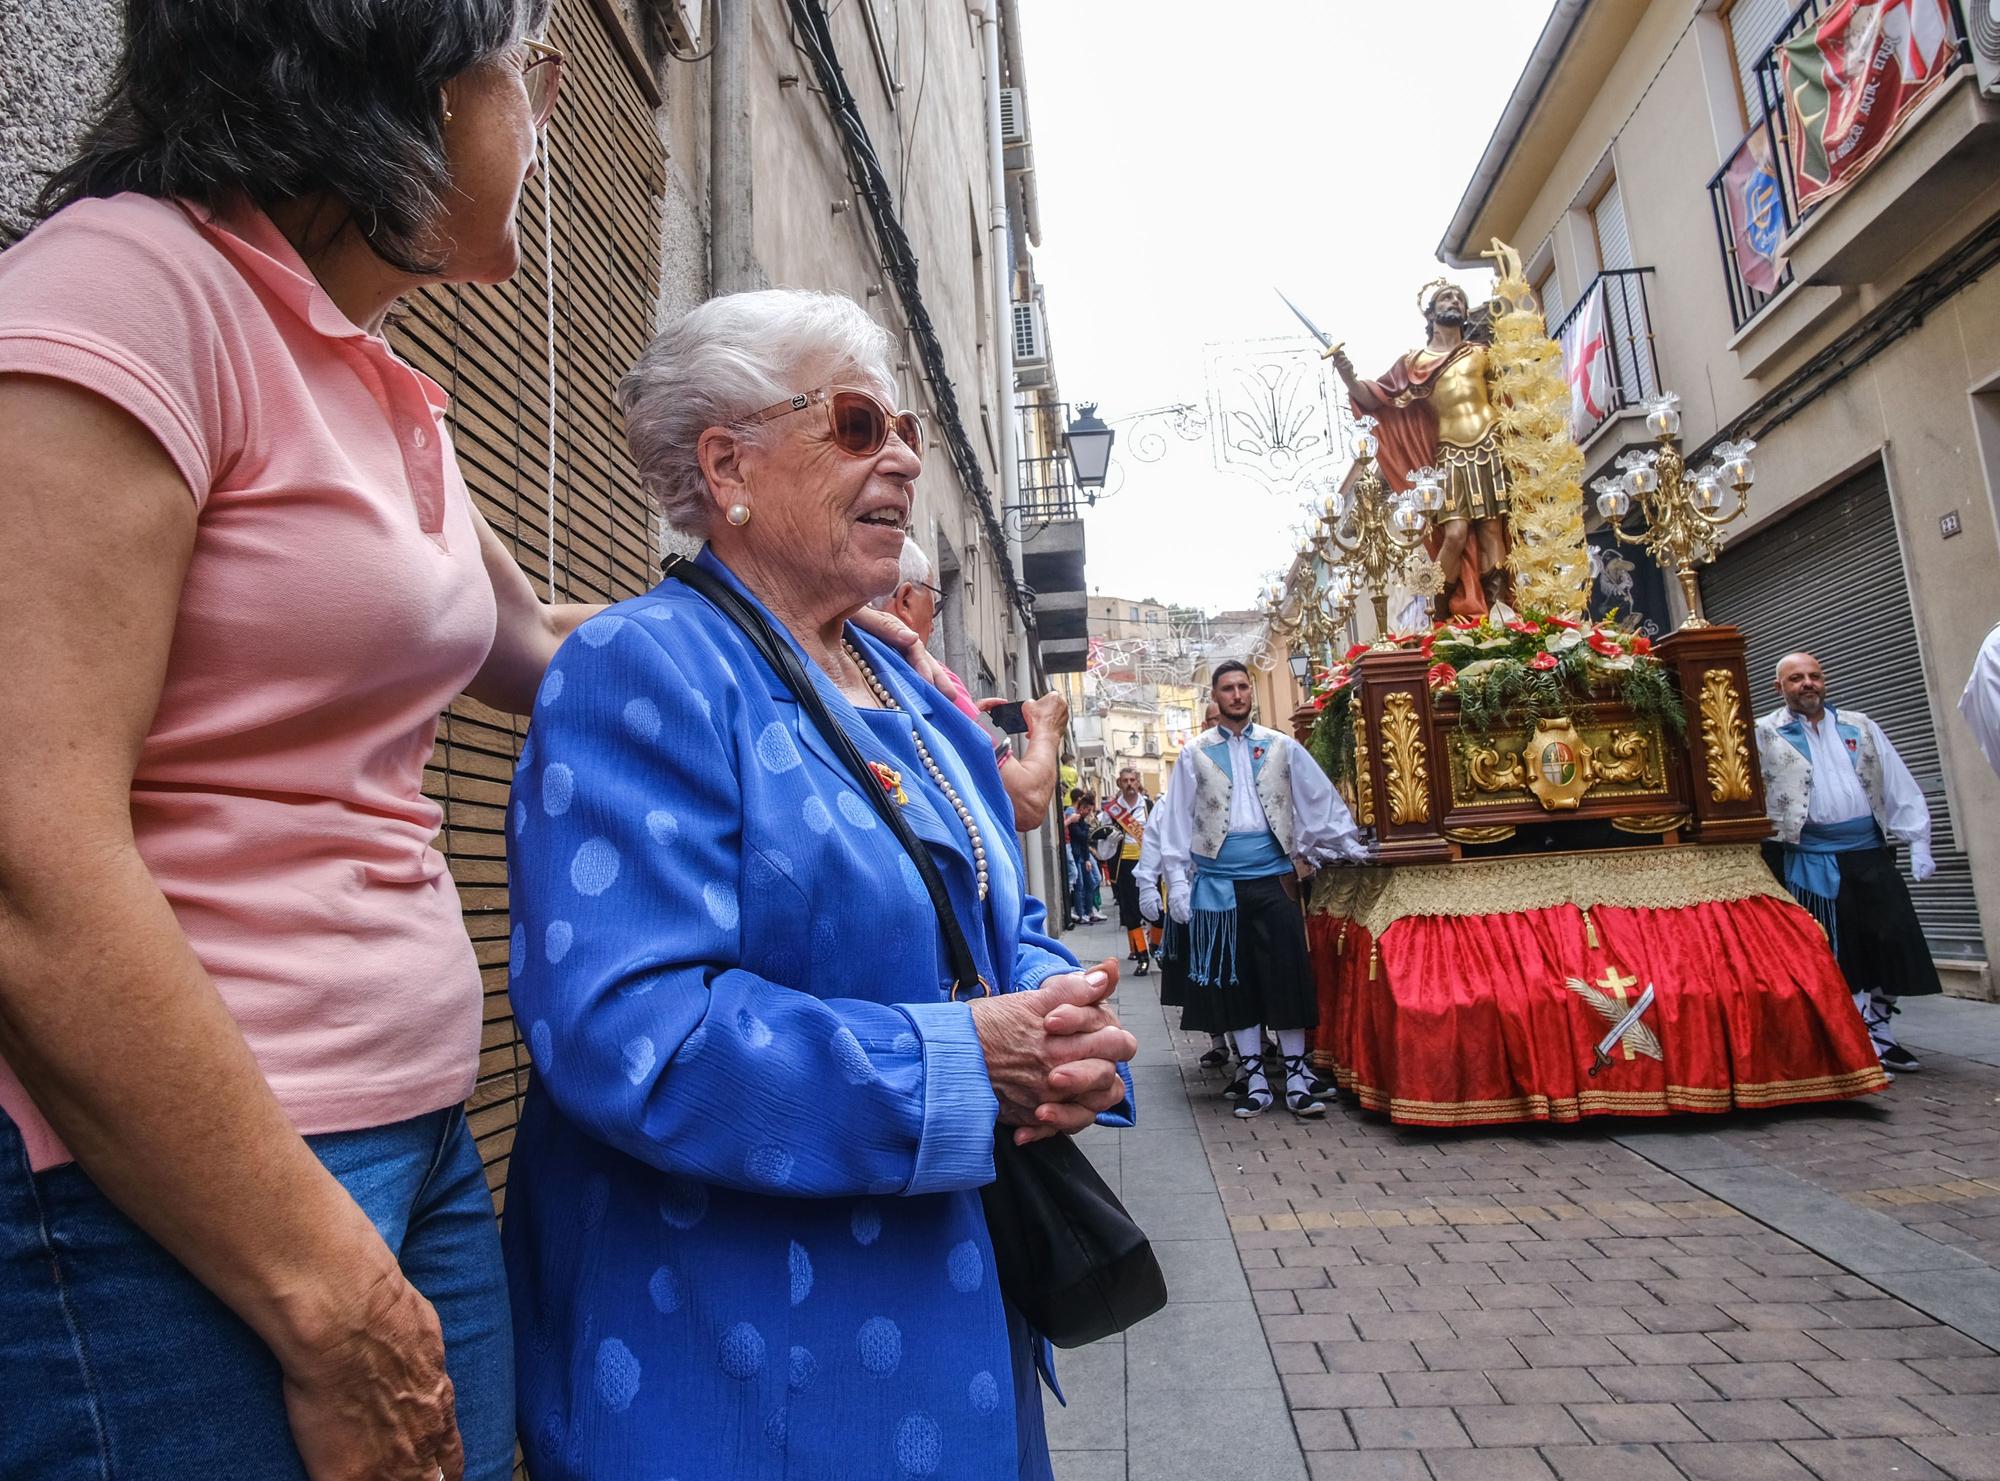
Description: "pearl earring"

(726, 502), (751, 527)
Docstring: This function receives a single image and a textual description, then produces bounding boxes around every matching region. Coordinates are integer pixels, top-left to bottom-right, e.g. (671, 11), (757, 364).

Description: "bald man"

(1756, 652), (1940, 1073)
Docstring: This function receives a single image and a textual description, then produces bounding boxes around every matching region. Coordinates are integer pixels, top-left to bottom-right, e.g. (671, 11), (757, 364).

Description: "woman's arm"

(460, 502), (602, 715)
(0, 379), (461, 1479)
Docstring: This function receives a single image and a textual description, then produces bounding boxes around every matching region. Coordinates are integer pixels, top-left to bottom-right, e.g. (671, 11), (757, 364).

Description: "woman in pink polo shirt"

(0, 3), (590, 1478)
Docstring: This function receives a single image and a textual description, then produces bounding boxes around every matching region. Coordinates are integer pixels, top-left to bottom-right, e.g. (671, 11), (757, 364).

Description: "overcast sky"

(1015, 0), (1555, 613)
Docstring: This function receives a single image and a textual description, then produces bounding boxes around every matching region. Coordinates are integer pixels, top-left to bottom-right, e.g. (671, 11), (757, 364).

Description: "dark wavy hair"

(35, 0), (549, 274)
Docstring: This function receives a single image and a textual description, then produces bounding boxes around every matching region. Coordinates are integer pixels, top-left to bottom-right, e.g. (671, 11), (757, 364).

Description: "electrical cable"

(784, 0), (1027, 618)
(539, 127), (561, 601)
(1697, 213), (2000, 459)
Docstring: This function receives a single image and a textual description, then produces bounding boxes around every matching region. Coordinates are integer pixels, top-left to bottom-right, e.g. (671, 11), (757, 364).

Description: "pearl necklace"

(843, 641), (990, 901)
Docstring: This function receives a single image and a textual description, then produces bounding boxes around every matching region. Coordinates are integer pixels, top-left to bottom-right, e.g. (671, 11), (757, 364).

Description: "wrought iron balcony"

(1706, 0), (1974, 330)
(1546, 267), (1661, 447)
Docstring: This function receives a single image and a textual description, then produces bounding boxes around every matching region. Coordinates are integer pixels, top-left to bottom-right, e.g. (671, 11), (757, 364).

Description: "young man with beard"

(1757, 652), (1939, 1072)
(1149, 663), (1365, 1117)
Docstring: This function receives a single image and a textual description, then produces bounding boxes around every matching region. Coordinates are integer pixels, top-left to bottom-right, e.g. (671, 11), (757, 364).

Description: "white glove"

(1911, 842), (1936, 882)
(1167, 879), (1193, 925)
(1138, 879), (1161, 922)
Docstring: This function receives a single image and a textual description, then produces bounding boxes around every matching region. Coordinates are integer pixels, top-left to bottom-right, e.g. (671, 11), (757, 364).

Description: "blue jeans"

(0, 1104), (513, 1480)
(1069, 845), (1094, 920)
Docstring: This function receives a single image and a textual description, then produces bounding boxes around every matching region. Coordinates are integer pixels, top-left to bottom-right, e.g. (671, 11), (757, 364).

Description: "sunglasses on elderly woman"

(521, 37), (565, 128)
(743, 386), (925, 459)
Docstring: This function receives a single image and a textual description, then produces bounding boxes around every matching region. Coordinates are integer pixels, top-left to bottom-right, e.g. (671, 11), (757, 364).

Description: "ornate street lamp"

(1593, 392), (1756, 629)
(1318, 419), (1444, 639)
(1063, 403), (1116, 489)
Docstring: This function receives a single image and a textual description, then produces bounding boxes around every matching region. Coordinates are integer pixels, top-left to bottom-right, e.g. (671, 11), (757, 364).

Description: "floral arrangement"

(1305, 612), (1684, 788)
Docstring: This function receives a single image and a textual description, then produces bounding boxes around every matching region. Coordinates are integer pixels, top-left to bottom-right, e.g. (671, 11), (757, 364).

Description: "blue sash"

(1783, 815), (1882, 953)
(1187, 830), (1291, 987)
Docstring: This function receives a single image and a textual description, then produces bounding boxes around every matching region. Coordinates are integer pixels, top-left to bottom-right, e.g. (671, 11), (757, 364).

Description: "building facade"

(0, 0), (1086, 1196)
(1438, 0), (2000, 997)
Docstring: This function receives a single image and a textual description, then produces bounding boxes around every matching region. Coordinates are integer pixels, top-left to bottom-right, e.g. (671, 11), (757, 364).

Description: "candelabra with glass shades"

(1592, 393), (1757, 630)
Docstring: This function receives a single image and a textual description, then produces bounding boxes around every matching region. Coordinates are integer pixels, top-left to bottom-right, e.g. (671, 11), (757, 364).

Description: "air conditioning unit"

(1011, 300), (1046, 366)
(1970, 0), (2000, 99)
(999, 87), (1029, 148)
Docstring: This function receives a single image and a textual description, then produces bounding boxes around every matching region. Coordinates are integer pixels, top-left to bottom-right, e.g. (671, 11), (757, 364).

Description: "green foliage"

(1452, 649), (1685, 743)
(1308, 686), (1356, 785)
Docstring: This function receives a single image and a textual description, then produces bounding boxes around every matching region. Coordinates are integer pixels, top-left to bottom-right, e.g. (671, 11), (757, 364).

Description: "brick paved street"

(1055, 917), (2000, 1481)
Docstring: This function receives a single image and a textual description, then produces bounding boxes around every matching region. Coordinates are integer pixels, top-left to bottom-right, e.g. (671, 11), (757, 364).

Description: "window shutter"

(1728, 0), (1792, 124)
(1593, 180), (1634, 272)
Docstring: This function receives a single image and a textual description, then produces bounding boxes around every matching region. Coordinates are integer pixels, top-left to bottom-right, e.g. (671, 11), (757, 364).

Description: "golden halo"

(1416, 277), (1455, 315)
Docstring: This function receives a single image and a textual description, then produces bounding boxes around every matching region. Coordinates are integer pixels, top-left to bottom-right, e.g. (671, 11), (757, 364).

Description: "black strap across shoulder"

(660, 553), (1166, 1348)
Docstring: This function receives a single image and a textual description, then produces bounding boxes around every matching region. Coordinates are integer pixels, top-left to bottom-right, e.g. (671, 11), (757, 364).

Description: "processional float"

(1264, 244), (1884, 1126)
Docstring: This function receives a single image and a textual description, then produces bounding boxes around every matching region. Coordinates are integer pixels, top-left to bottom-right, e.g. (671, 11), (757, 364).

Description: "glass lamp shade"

(1288, 652), (1311, 683)
(1355, 430), (1378, 460)
(1595, 480), (1631, 519)
(1390, 499), (1425, 536)
(1624, 463), (1659, 497)
(1724, 456), (1755, 490)
(1692, 472), (1726, 514)
(1062, 404), (1116, 489)
(1645, 404), (1682, 438)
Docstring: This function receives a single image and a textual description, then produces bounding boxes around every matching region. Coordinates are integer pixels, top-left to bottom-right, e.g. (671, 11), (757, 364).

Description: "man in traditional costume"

(1149, 662), (1365, 1118)
(1757, 652), (1939, 1073)
(1138, 704), (1231, 1069)
(1332, 282), (1511, 619)
(1102, 765), (1162, 975)
(1960, 621), (2000, 780)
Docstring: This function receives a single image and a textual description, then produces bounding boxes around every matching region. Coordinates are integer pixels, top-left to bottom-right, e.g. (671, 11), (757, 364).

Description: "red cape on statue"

(1354, 345), (1488, 620)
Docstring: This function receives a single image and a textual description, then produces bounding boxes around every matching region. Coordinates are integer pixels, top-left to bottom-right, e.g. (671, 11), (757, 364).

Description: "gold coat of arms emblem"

(1523, 718), (1592, 810)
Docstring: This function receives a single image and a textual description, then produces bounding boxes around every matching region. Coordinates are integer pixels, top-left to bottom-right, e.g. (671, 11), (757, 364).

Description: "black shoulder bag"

(663, 556), (1166, 1348)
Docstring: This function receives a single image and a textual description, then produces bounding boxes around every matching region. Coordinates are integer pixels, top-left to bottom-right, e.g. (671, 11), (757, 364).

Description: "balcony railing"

(1545, 267), (1660, 445)
(1707, 0), (1973, 329)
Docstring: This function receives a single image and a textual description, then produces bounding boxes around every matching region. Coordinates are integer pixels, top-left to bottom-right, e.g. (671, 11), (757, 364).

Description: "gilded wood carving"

(1352, 706), (1375, 826)
(1381, 692), (1430, 824)
(1699, 667), (1754, 803)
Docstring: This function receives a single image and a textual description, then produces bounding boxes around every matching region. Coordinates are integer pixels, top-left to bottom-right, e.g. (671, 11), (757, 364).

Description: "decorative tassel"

(1368, 942), (1380, 981)
(1581, 906), (1599, 949)
(1336, 922), (1347, 957)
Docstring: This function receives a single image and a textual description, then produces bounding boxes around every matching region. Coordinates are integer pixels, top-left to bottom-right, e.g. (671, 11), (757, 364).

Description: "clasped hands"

(969, 960), (1136, 1146)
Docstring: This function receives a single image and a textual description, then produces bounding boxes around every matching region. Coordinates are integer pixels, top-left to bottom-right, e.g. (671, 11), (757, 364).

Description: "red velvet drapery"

(1310, 897), (1884, 1126)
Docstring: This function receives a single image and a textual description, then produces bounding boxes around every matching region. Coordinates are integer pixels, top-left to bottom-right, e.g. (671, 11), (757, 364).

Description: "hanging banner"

(1721, 128), (1788, 295)
(1559, 279), (1613, 445)
(1780, 0), (1959, 210)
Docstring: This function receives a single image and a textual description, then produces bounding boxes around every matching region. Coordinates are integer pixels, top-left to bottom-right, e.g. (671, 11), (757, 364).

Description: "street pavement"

(1052, 915), (2000, 1481)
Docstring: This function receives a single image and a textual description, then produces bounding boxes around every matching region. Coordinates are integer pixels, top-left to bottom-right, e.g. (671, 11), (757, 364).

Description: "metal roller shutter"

(389, 0), (668, 1208)
(1700, 463), (1985, 961)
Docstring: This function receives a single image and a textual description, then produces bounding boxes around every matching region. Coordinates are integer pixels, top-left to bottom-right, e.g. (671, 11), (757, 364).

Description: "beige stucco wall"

(1465, 6), (2000, 992)
(738, 0), (1018, 690)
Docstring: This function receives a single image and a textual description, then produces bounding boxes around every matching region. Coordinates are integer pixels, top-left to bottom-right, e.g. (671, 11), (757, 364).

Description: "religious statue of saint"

(1332, 280), (1511, 619)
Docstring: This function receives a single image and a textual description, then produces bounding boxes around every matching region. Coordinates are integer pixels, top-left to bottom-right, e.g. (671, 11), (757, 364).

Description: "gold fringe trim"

(1309, 843), (1792, 938)
(1332, 1062), (1886, 1125)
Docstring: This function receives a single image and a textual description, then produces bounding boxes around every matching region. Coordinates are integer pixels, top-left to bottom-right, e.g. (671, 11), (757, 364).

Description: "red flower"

(1587, 632), (1623, 657)
(1544, 616), (1580, 630)
(1420, 634), (1436, 657)
(1450, 615), (1479, 630)
(1631, 634), (1653, 655)
(1529, 651), (1559, 672)
(1426, 662), (1458, 689)
(1343, 642), (1370, 662)
(1313, 694), (1328, 710)
(1505, 620), (1540, 635)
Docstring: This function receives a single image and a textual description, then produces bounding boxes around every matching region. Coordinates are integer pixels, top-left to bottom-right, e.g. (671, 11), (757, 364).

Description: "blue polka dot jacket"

(503, 547), (1135, 1478)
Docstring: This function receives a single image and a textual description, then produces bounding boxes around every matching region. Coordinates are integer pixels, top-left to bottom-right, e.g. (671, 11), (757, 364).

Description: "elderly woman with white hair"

(501, 288), (1138, 1479)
